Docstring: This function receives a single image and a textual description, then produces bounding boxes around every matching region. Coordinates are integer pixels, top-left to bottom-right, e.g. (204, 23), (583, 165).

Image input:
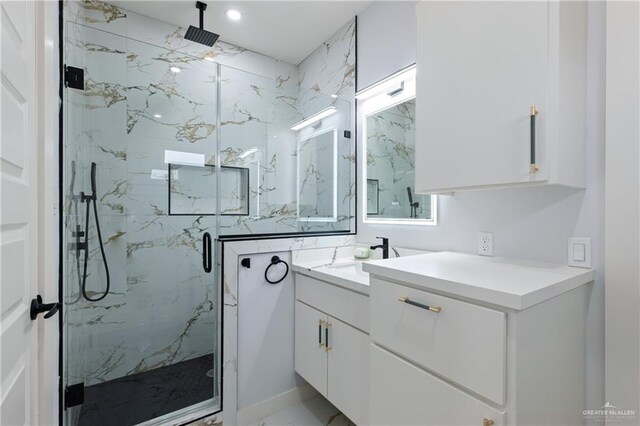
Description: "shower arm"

(197, 1), (206, 29)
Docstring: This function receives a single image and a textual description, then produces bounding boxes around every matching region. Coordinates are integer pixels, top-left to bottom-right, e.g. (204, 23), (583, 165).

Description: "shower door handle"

(203, 232), (212, 273)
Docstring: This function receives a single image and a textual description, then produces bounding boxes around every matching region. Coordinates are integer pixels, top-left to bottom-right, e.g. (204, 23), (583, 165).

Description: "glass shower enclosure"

(63, 22), (222, 426)
(62, 8), (352, 426)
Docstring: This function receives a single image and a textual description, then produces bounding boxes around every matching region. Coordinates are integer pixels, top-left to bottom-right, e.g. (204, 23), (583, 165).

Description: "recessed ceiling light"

(154, 114), (162, 118)
(226, 9), (242, 21)
(170, 66), (181, 73)
(331, 94), (338, 98)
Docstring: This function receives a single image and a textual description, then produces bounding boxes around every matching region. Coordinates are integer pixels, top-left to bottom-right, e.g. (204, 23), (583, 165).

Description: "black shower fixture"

(80, 162), (111, 302)
(184, 1), (220, 47)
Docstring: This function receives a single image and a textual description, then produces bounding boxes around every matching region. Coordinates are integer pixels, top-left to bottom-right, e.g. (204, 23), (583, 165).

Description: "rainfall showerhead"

(184, 1), (219, 47)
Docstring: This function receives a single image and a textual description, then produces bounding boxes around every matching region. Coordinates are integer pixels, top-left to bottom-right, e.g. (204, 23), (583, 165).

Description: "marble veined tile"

(298, 20), (356, 100)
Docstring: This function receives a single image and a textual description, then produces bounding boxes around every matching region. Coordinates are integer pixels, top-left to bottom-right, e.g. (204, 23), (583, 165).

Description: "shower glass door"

(62, 22), (221, 426)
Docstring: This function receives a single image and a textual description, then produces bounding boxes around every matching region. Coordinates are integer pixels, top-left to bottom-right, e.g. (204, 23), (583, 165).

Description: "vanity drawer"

(296, 274), (369, 333)
(370, 344), (505, 426)
(370, 277), (506, 405)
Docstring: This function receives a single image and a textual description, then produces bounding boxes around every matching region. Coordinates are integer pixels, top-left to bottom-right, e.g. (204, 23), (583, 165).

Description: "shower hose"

(81, 162), (111, 302)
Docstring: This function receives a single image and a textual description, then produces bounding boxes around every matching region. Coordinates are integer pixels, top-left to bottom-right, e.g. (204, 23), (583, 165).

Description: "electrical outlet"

(477, 232), (493, 256)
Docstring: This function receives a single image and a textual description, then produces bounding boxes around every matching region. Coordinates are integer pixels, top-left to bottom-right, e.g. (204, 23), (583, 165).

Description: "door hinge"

(65, 383), (85, 408)
(64, 66), (85, 90)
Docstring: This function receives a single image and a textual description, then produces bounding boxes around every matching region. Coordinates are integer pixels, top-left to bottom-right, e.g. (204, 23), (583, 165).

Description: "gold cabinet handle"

(483, 419), (494, 426)
(398, 296), (442, 313)
(530, 106), (539, 174)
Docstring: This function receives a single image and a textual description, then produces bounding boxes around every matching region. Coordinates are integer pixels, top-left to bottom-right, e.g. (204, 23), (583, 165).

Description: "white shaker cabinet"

(415, 1), (587, 193)
(294, 300), (328, 397)
(294, 274), (369, 425)
(363, 252), (595, 426)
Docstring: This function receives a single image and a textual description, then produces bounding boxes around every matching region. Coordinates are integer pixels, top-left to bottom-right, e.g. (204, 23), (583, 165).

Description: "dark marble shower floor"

(78, 354), (215, 426)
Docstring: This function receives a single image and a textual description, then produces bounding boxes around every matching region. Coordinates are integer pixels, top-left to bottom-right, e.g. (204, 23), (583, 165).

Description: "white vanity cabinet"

(294, 274), (369, 425)
(415, 1), (587, 193)
(364, 252), (594, 426)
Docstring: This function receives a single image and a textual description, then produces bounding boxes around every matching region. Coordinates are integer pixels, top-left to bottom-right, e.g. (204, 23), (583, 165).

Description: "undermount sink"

(326, 260), (369, 279)
(292, 246), (432, 295)
(307, 260), (370, 288)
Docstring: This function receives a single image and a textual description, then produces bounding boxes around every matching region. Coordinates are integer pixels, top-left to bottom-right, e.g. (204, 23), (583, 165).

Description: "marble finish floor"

(189, 394), (354, 426)
(79, 354), (215, 426)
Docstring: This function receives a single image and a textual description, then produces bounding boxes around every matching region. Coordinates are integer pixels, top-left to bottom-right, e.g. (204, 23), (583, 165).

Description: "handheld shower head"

(406, 186), (414, 205)
(185, 1), (220, 47)
(407, 186), (419, 219)
(91, 162), (97, 195)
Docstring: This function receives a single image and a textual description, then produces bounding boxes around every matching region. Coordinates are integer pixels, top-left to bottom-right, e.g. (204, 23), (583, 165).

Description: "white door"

(327, 318), (369, 426)
(1, 0), (40, 424)
(416, 1), (548, 192)
(294, 301), (327, 396)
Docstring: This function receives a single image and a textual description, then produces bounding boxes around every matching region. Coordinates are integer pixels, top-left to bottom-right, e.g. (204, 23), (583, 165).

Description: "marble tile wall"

(297, 19), (357, 232)
(62, 0), (356, 403)
(63, 20), (220, 392)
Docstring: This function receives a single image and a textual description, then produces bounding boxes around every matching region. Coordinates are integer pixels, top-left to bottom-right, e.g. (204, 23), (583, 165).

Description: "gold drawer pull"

(398, 296), (442, 313)
(483, 419), (494, 426)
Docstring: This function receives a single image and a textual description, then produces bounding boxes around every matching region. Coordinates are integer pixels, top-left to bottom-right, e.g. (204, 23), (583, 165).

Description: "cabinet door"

(327, 319), (369, 425)
(416, 1), (548, 192)
(370, 344), (505, 426)
(294, 301), (328, 396)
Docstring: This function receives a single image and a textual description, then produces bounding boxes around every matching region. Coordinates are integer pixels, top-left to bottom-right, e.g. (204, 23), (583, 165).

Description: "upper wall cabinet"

(415, 2), (587, 193)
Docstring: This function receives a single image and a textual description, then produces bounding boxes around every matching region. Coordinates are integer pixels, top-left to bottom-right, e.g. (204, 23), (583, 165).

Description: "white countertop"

(292, 260), (370, 295)
(291, 245), (431, 295)
(363, 251), (595, 310)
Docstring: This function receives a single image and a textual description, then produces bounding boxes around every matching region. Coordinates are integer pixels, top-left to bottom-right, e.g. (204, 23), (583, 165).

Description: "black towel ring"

(265, 255), (289, 284)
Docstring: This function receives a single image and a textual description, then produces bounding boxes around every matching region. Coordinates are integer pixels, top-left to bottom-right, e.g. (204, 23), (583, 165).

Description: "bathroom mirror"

(360, 67), (436, 224)
(297, 128), (338, 222)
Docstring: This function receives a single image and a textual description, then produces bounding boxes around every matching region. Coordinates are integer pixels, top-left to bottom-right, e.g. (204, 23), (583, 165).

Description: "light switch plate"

(568, 237), (592, 268)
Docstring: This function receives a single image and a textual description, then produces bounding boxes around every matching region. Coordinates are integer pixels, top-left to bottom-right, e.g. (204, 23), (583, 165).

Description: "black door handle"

(203, 232), (212, 273)
(30, 295), (60, 320)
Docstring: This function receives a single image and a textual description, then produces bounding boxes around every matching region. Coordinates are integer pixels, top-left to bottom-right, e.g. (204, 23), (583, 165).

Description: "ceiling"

(109, 1), (372, 64)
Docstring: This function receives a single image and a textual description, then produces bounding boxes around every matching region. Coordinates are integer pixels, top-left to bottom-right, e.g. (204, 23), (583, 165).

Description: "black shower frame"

(57, 2), (358, 423)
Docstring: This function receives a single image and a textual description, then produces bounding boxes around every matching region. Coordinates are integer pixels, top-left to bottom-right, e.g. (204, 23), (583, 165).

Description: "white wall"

(238, 251), (300, 409)
(356, 1), (417, 91)
(605, 1), (640, 420)
(356, 1), (605, 414)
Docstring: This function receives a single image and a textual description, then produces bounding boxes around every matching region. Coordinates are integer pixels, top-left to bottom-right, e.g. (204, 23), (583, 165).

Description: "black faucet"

(370, 237), (389, 259)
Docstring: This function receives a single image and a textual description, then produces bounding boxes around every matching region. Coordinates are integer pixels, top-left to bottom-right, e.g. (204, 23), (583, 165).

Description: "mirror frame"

(359, 67), (437, 225)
